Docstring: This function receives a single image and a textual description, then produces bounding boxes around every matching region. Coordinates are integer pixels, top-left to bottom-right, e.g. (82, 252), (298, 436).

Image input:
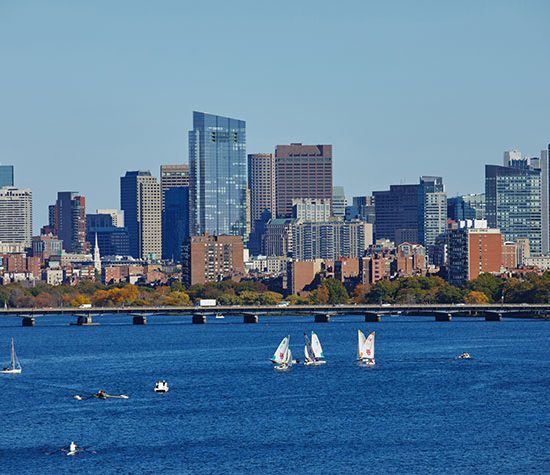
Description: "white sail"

(286, 349), (293, 366)
(271, 336), (290, 364)
(364, 331), (375, 360)
(2, 338), (21, 374)
(311, 332), (324, 359)
(304, 344), (313, 362)
(304, 333), (315, 362)
(357, 330), (367, 360)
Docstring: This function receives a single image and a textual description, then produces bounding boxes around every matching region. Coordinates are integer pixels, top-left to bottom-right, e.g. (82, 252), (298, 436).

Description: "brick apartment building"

(182, 234), (244, 287)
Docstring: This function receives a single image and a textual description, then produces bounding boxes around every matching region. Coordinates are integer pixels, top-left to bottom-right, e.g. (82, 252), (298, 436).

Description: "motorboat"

(154, 380), (169, 393)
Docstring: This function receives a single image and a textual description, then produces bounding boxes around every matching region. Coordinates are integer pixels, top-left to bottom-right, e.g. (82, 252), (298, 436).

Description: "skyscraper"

(189, 111), (247, 238)
(447, 194), (486, 221)
(120, 171), (162, 260)
(0, 165), (14, 188)
(373, 184), (420, 244)
(248, 153), (276, 228)
(51, 192), (87, 253)
(86, 213), (130, 257)
(536, 145), (549, 254)
(332, 186), (347, 220)
(162, 186), (189, 262)
(247, 153), (275, 255)
(418, 176), (446, 248)
(486, 163), (542, 255)
(275, 144), (333, 218)
(160, 164), (190, 208)
(0, 187), (32, 246)
(96, 209), (124, 227)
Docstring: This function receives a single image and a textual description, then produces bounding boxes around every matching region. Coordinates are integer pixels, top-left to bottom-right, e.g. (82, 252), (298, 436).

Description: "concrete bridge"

(0, 303), (548, 326)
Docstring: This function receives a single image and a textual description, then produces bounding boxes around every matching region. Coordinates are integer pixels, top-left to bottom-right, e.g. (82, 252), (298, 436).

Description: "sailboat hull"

(274, 364), (291, 371)
(357, 359), (376, 367)
(1, 368), (22, 374)
(304, 360), (326, 366)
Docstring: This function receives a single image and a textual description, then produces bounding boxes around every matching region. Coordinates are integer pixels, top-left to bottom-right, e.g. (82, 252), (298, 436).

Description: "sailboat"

(271, 336), (292, 371)
(304, 332), (326, 366)
(1, 338), (22, 374)
(357, 330), (375, 367)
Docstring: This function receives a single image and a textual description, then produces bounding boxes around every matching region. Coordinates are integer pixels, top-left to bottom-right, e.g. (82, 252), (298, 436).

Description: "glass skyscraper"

(486, 164), (542, 255)
(0, 165), (14, 188)
(189, 111), (247, 238)
(162, 186), (190, 262)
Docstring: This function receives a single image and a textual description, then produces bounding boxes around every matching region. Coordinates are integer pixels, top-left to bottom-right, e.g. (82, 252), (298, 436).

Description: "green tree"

(324, 278), (349, 304)
(467, 273), (504, 302)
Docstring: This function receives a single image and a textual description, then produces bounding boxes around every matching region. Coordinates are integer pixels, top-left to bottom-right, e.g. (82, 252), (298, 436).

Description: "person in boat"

(95, 390), (108, 399)
(69, 441), (77, 453)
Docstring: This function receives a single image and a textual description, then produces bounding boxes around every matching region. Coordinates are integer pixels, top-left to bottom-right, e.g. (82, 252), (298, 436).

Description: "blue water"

(0, 315), (548, 474)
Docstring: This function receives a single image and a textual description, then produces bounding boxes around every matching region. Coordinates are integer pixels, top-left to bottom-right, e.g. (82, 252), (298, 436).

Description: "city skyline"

(1, 1), (549, 229)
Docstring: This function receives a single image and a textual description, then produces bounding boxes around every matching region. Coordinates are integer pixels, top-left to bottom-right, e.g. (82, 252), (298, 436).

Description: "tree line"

(0, 272), (549, 308)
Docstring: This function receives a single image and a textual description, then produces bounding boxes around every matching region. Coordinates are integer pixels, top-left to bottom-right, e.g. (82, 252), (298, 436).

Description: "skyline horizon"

(4, 126), (550, 235)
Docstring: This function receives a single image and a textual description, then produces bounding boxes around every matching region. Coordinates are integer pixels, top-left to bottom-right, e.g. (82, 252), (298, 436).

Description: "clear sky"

(1, 0), (549, 231)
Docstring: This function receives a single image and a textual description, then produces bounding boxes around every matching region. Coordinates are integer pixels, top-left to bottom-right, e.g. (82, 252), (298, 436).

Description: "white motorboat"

(357, 330), (375, 367)
(1, 338), (22, 374)
(154, 380), (169, 393)
(67, 441), (78, 456)
(271, 336), (292, 371)
(304, 331), (326, 366)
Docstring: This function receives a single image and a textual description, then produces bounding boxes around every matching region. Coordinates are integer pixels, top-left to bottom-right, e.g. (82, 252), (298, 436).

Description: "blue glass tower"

(0, 165), (14, 188)
(162, 186), (190, 262)
(189, 111), (247, 238)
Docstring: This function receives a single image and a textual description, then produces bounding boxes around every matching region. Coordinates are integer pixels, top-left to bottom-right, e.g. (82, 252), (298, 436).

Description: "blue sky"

(1, 0), (549, 230)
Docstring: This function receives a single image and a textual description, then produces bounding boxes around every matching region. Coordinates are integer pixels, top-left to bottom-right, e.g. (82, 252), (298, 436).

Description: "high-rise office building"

(0, 165), (14, 188)
(275, 144), (332, 218)
(160, 164), (190, 208)
(162, 186), (190, 262)
(292, 221), (373, 261)
(247, 153), (276, 256)
(332, 186), (347, 219)
(419, 176), (446, 248)
(373, 184), (420, 244)
(189, 111), (247, 238)
(345, 196), (376, 223)
(120, 171), (162, 260)
(86, 213), (130, 257)
(248, 153), (276, 228)
(503, 150), (523, 167)
(423, 191), (447, 251)
(536, 145), (549, 254)
(447, 194), (486, 222)
(0, 187), (32, 246)
(96, 209), (124, 227)
(292, 198), (331, 222)
(486, 163), (542, 255)
(50, 192), (87, 253)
